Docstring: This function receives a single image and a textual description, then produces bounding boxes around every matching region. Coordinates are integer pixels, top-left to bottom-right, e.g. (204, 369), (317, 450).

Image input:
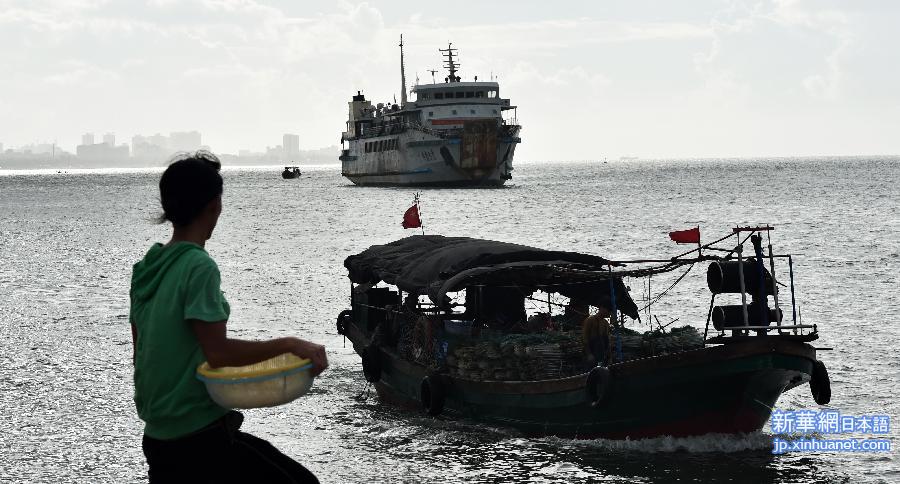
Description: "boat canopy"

(344, 235), (639, 318)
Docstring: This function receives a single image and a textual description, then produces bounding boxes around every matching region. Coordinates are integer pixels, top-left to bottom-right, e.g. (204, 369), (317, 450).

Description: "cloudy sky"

(1, 0), (897, 160)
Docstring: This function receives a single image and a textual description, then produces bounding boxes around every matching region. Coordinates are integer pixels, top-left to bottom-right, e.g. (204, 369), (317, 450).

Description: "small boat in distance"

(282, 166), (301, 179)
(336, 227), (829, 438)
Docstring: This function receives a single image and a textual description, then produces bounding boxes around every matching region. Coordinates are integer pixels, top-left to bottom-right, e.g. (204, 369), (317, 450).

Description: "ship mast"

(399, 34), (408, 106)
(439, 43), (460, 83)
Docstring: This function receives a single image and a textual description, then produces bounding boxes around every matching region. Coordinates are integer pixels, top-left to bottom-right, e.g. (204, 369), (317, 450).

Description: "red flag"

(669, 227), (700, 244)
(402, 204), (421, 229)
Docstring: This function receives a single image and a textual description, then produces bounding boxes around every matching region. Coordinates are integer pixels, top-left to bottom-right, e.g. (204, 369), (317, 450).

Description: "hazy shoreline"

(2, 155), (896, 175)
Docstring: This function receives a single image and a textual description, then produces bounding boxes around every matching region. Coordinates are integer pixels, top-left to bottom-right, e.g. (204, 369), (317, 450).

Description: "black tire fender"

(420, 374), (446, 416)
(336, 309), (352, 335)
(361, 345), (382, 383)
(810, 359), (831, 405)
(586, 366), (612, 407)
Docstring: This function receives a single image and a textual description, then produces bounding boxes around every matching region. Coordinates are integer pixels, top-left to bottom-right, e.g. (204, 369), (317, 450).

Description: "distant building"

(130, 131), (202, 162)
(82, 133), (95, 146)
(76, 141), (129, 163)
(266, 145), (284, 159)
(132, 134), (168, 161)
(283, 134), (300, 159)
(103, 133), (115, 146)
(170, 131), (202, 153)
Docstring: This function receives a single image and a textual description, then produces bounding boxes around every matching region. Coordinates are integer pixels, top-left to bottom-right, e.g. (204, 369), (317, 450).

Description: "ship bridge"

(412, 82), (512, 109)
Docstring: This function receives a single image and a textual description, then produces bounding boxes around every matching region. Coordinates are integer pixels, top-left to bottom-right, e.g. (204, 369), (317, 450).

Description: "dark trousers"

(142, 411), (318, 484)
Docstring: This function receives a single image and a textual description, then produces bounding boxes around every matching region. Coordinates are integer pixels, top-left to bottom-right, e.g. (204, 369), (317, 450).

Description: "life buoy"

(336, 310), (352, 335)
(586, 366), (611, 407)
(810, 359), (831, 405)
(361, 345), (382, 383)
(420, 374), (445, 416)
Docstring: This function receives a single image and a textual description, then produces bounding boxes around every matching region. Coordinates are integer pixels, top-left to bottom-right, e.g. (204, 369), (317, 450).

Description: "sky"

(1, 0), (898, 160)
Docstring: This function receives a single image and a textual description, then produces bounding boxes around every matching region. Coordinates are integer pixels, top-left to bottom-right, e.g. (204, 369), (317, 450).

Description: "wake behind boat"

(336, 227), (829, 438)
(339, 37), (522, 187)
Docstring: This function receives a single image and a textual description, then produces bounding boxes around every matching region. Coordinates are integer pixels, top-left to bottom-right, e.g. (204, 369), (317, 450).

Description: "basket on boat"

(196, 353), (314, 409)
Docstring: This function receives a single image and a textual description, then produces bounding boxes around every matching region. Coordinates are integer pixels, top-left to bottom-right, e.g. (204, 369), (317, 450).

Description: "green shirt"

(129, 242), (230, 440)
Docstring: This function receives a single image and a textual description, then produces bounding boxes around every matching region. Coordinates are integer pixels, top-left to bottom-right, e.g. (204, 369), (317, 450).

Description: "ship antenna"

(399, 34), (408, 106)
(439, 42), (460, 82)
(428, 69), (438, 84)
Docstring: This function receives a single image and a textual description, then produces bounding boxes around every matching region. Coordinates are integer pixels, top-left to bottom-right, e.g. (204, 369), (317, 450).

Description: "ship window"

(365, 142), (370, 153)
(435, 92), (444, 99)
(493, 109), (498, 114)
(465, 91), (474, 98)
(421, 93), (429, 100)
(475, 91), (485, 98)
(488, 90), (497, 98)
(455, 91), (464, 98)
(452, 110), (457, 115)
(428, 111), (434, 117)
(379, 140), (384, 151)
(470, 109), (476, 114)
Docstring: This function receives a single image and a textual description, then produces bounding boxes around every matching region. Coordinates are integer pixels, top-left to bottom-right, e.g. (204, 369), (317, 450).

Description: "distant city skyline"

(1, 1), (899, 159)
(0, 129), (337, 169)
(0, 130), (309, 157)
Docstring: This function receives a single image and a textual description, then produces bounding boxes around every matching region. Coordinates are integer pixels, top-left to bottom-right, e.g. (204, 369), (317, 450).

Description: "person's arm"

(191, 321), (328, 377)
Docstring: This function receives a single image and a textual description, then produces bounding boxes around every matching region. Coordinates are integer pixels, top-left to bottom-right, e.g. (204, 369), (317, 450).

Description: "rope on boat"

(636, 262), (696, 313)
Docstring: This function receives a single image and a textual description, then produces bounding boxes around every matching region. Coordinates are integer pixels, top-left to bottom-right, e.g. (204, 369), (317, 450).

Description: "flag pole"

(696, 226), (702, 257)
(416, 192), (425, 235)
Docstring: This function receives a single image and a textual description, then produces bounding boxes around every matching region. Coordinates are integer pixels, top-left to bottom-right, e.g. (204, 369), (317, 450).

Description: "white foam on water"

(534, 431), (774, 454)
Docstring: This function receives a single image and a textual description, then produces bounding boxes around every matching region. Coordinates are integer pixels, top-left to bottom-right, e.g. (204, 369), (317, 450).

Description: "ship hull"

(346, 322), (815, 438)
(341, 125), (520, 187)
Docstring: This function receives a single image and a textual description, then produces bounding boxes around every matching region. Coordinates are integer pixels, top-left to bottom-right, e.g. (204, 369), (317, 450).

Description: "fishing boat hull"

(346, 323), (815, 438)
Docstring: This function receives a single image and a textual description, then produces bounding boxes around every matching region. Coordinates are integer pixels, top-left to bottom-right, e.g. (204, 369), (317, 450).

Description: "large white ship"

(340, 38), (521, 186)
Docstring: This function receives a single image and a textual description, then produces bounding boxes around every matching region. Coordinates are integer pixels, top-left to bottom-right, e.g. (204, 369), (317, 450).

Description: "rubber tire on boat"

(336, 310), (352, 335)
(810, 359), (831, 405)
(361, 345), (382, 383)
(420, 374), (445, 417)
(586, 366), (612, 407)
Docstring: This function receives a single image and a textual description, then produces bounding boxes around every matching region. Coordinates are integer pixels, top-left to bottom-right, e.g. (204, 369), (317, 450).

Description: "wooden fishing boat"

(336, 228), (830, 438)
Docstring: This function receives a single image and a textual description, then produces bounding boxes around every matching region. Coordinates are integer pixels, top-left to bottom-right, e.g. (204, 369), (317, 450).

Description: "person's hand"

(287, 338), (328, 377)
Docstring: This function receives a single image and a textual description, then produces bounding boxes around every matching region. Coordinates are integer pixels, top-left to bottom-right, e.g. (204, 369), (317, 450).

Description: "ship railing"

(353, 119), (517, 141)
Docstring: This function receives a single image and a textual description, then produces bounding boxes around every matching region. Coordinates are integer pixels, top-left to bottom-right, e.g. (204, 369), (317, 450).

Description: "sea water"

(0, 158), (897, 483)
